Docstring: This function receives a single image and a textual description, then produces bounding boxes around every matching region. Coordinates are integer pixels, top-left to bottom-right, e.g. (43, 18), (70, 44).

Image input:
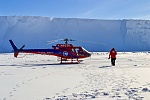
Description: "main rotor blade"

(47, 39), (64, 44)
(47, 38), (76, 44)
(78, 40), (107, 45)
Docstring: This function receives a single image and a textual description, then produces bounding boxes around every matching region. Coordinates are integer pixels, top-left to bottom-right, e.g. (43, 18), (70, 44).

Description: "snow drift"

(0, 16), (150, 52)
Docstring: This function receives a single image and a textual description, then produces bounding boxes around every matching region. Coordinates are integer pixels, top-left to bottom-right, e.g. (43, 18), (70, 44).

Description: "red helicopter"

(9, 38), (91, 64)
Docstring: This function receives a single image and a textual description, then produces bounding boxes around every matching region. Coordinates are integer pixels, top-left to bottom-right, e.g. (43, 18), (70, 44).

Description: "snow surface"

(0, 16), (150, 52)
(1, 52), (150, 100)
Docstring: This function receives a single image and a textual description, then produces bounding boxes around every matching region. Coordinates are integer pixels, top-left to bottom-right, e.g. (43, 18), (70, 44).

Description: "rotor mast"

(63, 38), (75, 45)
(64, 38), (69, 45)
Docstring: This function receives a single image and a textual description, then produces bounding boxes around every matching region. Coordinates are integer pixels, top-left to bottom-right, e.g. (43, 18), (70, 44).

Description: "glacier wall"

(0, 16), (150, 52)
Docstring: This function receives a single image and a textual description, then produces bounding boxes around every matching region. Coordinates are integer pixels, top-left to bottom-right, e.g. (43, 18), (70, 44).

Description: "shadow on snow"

(99, 66), (112, 68)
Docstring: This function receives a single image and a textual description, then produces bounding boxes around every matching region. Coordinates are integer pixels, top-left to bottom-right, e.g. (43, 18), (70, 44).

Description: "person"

(108, 48), (117, 66)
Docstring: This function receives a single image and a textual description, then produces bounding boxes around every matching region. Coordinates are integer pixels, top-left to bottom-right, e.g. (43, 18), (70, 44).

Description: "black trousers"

(111, 58), (116, 66)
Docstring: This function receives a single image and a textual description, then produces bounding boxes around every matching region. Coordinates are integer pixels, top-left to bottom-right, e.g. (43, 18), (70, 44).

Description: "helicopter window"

(82, 47), (90, 54)
(75, 48), (79, 53)
(72, 48), (75, 52)
(76, 48), (85, 56)
(71, 48), (87, 56)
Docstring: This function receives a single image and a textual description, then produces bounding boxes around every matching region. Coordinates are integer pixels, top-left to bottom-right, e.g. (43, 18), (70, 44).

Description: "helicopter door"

(75, 47), (84, 56)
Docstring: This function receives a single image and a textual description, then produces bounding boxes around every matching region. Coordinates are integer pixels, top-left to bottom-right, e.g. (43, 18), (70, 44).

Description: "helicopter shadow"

(0, 63), (59, 67)
(23, 63), (61, 67)
(0, 63), (83, 68)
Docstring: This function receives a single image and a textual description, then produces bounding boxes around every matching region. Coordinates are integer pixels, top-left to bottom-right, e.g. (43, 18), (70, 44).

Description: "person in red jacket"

(108, 48), (117, 66)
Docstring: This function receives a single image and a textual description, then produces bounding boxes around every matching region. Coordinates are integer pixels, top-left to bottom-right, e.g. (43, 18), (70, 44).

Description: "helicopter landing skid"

(60, 58), (83, 64)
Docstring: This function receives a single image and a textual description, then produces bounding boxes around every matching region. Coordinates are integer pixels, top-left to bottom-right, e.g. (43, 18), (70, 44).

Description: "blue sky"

(0, 0), (150, 19)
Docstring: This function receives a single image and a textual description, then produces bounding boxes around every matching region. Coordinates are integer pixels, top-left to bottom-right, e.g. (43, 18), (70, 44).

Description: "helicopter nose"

(86, 53), (91, 57)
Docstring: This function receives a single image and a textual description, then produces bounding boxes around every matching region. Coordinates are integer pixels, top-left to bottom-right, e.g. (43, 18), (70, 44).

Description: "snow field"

(0, 52), (150, 100)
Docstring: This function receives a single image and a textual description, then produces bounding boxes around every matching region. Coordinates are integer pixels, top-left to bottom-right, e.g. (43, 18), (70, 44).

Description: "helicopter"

(9, 38), (91, 64)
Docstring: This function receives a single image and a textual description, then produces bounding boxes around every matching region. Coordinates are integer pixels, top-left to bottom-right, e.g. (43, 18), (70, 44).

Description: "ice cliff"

(0, 16), (150, 52)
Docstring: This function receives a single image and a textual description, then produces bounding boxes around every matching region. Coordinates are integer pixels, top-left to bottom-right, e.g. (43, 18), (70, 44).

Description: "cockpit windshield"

(81, 47), (90, 54)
